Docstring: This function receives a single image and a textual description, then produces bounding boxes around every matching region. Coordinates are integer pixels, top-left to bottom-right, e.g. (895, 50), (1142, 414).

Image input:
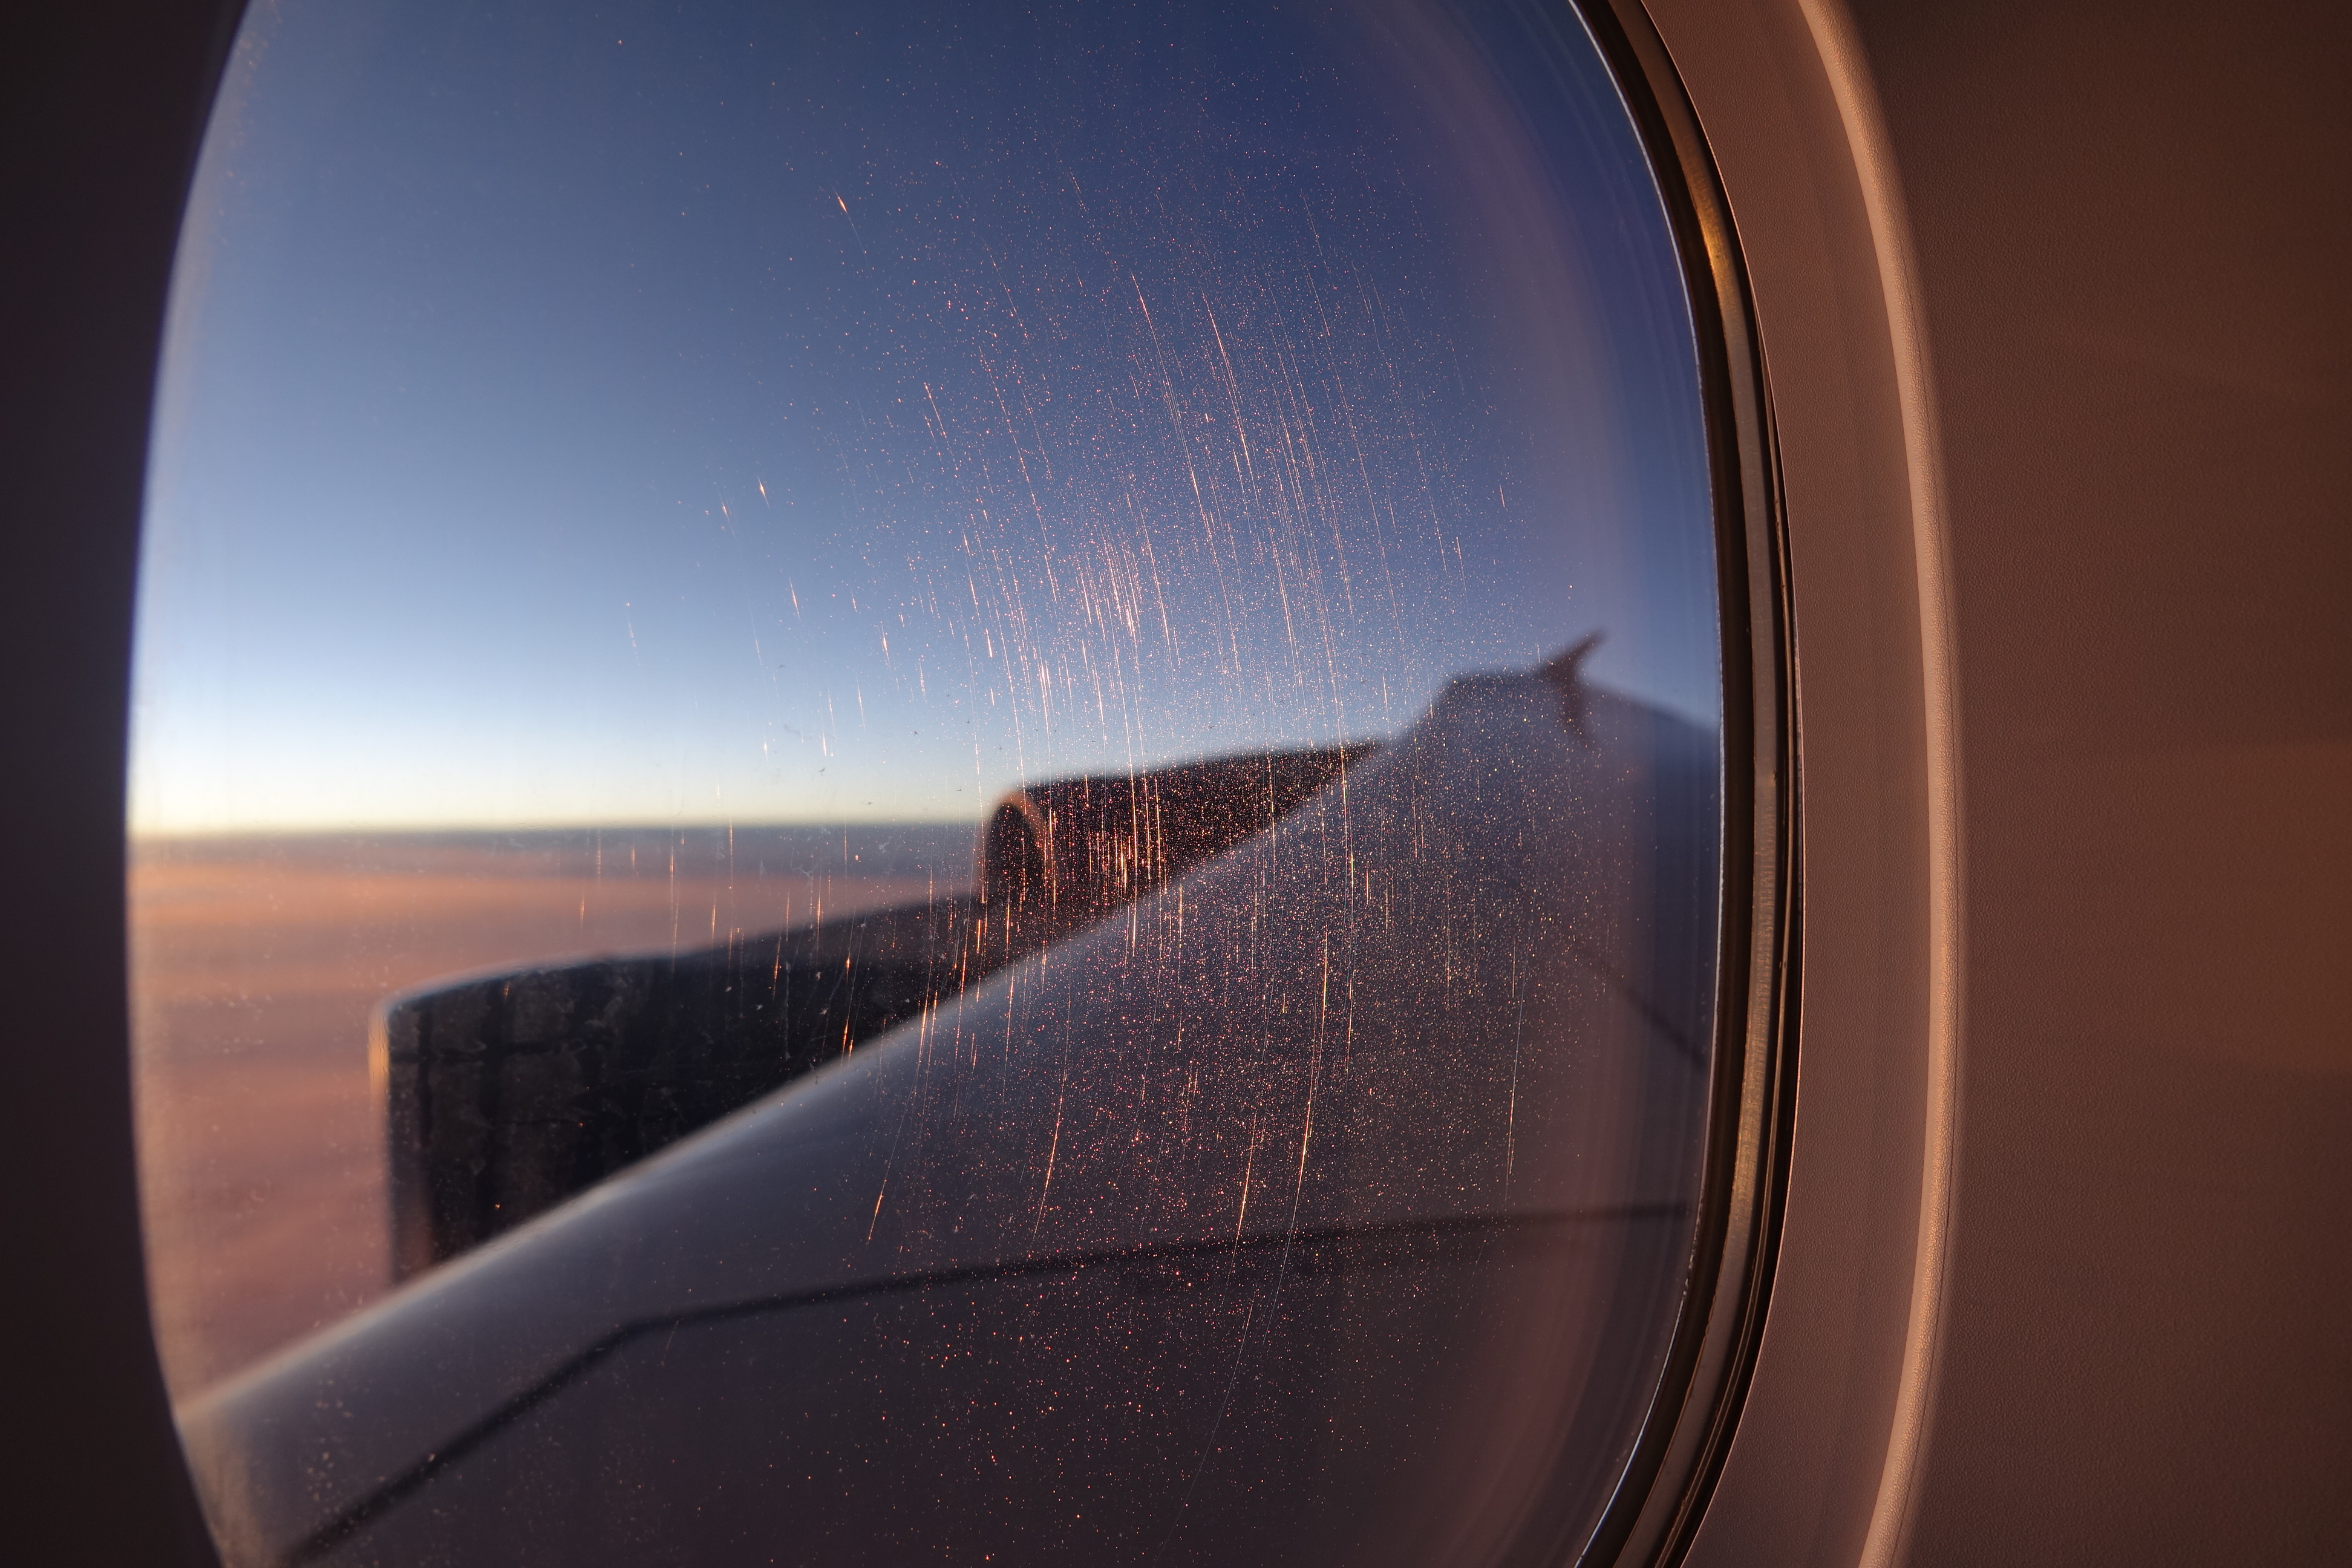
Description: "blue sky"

(132, 0), (1719, 834)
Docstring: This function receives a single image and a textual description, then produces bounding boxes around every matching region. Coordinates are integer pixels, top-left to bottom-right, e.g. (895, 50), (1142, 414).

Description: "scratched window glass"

(137, 1), (1723, 1564)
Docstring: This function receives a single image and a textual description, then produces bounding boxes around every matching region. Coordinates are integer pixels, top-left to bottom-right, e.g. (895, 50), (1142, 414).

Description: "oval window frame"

(131, 1), (1800, 1559)
(1565, 2), (1797, 1562)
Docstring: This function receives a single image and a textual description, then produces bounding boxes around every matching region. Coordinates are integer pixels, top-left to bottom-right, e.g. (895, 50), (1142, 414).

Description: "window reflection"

(137, 0), (1726, 1563)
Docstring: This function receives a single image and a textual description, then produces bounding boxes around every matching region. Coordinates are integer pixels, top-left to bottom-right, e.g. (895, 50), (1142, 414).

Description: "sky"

(131, 0), (1720, 834)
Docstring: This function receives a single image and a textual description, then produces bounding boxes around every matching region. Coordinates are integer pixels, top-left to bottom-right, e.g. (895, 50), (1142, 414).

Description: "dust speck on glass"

(135, 0), (1725, 1563)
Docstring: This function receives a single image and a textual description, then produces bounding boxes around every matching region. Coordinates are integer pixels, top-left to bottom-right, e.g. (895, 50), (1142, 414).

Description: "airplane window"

(134, 0), (1739, 1562)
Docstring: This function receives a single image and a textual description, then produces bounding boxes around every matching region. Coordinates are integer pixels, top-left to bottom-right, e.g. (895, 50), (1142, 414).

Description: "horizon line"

(127, 814), (987, 843)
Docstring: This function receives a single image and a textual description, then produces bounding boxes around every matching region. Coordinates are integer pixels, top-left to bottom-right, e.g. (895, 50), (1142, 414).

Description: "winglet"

(1540, 631), (1605, 748)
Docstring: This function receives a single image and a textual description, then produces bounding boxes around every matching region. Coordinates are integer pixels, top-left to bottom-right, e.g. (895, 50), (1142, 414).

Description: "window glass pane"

(134, 1), (1725, 1562)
